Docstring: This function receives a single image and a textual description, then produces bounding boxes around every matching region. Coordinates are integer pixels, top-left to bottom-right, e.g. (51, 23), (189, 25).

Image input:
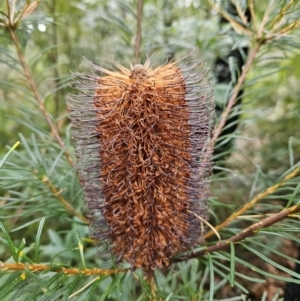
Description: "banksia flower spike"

(68, 59), (214, 270)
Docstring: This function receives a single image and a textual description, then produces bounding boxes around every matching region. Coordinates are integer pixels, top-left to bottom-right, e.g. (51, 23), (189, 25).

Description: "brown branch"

(7, 27), (75, 169)
(205, 164), (300, 239)
(133, 0), (143, 64)
(173, 202), (300, 263)
(211, 42), (261, 147)
(0, 261), (127, 275)
(41, 175), (89, 225)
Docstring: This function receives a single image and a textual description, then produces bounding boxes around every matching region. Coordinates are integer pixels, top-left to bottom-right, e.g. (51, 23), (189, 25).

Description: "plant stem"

(134, 0), (143, 64)
(6, 0), (11, 23)
(205, 164), (300, 239)
(211, 42), (261, 147)
(173, 201), (300, 262)
(0, 261), (127, 275)
(41, 175), (89, 224)
(8, 27), (75, 169)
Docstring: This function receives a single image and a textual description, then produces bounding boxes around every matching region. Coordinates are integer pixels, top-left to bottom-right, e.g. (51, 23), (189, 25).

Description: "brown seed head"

(68, 60), (214, 269)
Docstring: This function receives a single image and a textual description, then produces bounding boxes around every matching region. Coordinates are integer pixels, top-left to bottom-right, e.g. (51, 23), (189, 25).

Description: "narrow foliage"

(68, 60), (214, 269)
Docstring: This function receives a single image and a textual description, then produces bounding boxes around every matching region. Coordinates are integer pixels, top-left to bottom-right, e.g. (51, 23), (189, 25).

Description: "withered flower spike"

(68, 60), (214, 270)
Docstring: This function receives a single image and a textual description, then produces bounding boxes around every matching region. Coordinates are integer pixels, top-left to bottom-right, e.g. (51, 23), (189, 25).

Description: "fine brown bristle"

(68, 60), (214, 269)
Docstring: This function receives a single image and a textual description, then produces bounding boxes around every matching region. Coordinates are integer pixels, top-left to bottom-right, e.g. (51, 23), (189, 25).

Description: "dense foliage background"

(0, 0), (300, 300)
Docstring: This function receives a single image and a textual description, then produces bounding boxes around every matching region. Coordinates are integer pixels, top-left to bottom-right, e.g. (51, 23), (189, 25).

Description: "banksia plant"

(68, 60), (214, 270)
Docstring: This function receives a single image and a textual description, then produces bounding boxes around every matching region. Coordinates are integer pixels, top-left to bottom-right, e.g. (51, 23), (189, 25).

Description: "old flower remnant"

(68, 60), (214, 270)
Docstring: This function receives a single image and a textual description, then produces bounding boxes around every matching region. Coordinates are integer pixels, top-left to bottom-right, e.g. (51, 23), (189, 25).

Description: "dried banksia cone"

(68, 59), (214, 270)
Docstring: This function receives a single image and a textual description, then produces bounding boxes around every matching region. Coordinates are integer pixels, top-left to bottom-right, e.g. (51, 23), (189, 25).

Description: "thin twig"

(269, 0), (296, 29)
(41, 175), (89, 224)
(211, 42), (261, 147)
(173, 202), (300, 262)
(134, 0), (143, 64)
(6, 0), (11, 25)
(10, 0), (17, 25)
(0, 261), (126, 275)
(208, 0), (252, 36)
(277, 20), (300, 36)
(235, 2), (248, 25)
(205, 164), (300, 239)
(257, 0), (273, 38)
(8, 27), (75, 169)
(247, 0), (258, 33)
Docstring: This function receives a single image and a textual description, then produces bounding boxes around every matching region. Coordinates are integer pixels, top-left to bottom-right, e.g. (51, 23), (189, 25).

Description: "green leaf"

(285, 179), (300, 207)
(212, 264), (248, 295)
(35, 217), (46, 263)
(16, 238), (26, 263)
(61, 273), (83, 301)
(0, 141), (20, 169)
(0, 221), (17, 261)
(221, 250), (300, 284)
(99, 275), (121, 301)
(75, 227), (86, 269)
(229, 242), (235, 287)
(72, 276), (102, 301)
(207, 254), (214, 301)
(241, 242), (300, 280)
(25, 269), (50, 295)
